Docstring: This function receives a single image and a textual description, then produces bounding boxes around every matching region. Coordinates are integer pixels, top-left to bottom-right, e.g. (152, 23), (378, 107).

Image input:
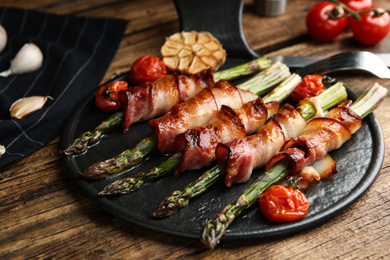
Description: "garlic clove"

(10, 96), (52, 119)
(10, 43), (43, 75)
(0, 43), (43, 77)
(0, 145), (5, 157)
(0, 24), (7, 53)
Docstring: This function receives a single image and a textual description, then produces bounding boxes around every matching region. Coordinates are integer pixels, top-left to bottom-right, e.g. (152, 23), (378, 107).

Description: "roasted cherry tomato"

(340, 0), (372, 12)
(306, 1), (348, 41)
(290, 74), (324, 102)
(95, 81), (128, 112)
(259, 185), (310, 222)
(349, 6), (390, 45)
(128, 55), (168, 85)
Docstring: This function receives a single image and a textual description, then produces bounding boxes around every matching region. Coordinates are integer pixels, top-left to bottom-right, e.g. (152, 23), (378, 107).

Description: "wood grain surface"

(1, 0), (389, 259)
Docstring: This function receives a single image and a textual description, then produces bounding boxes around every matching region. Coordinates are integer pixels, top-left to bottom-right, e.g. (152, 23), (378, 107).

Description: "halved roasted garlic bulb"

(161, 31), (226, 75)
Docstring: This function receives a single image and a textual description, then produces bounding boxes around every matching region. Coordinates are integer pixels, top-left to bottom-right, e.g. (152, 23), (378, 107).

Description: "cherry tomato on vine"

(306, 1), (348, 41)
(128, 55), (168, 85)
(259, 185), (310, 222)
(290, 74), (324, 102)
(349, 6), (390, 45)
(95, 81), (129, 112)
(340, 0), (373, 12)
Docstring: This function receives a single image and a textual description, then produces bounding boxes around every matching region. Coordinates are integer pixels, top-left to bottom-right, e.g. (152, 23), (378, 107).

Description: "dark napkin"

(0, 7), (127, 167)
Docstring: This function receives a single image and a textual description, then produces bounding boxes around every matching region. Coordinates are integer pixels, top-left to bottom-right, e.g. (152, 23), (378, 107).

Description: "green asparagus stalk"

(202, 161), (290, 250)
(213, 57), (271, 82)
(64, 58), (272, 156)
(80, 133), (157, 179)
(238, 61), (290, 95)
(98, 153), (183, 195)
(63, 111), (124, 155)
(201, 82), (387, 250)
(151, 82), (347, 218)
(81, 62), (290, 179)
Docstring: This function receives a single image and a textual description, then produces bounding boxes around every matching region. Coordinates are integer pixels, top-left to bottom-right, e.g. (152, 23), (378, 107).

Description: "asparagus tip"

(97, 181), (120, 195)
(152, 190), (188, 218)
(201, 220), (222, 250)
(63, 136), (91, 155)
(98, 176), (141, 195)
(151, 204), (178, 218)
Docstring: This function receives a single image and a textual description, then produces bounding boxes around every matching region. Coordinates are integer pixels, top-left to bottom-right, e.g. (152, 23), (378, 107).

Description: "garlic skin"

(10, 96), (52, 119)
(0, 43), (44, 77)
(0, 145), (5, 157)
(0, 24), (7, 53)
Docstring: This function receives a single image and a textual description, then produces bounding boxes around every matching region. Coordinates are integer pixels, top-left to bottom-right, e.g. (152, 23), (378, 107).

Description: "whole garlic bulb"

(0, 43), (43, 77)
(0, 24), (7, 53)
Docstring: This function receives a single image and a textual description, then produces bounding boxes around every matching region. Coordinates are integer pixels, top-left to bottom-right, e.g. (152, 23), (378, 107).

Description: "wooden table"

(1, 0), (389, 258)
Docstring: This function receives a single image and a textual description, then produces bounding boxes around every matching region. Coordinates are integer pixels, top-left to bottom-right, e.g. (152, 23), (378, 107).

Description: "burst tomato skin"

(95, 81), (129, 112)
(306, 1), (348, 41)
(290, 74), (324, 102)
(349, 6), (390, 45)
(128, 55), (168, 85)
(340, 0), (373, 11)
(259, 185), (309, 222)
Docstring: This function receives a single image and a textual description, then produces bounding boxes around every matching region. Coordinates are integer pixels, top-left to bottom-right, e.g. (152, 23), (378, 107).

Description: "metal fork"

(294, 51), (390, 79)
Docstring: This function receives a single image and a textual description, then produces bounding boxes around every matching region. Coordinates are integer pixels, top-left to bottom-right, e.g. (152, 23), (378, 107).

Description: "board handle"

(173, 0), (259, 59)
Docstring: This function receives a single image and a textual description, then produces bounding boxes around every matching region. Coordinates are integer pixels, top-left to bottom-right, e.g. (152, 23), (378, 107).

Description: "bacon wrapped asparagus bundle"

(63, 58), (271, 155)
(173, 74), (301, 175)
(120, 71), (213, 132)
(151, 82), (346, 218)
(264, 101), (361, 174)
(148, 79), (259, 154)
(220, 91), (333, 187)
(98, 73), (299, 193)
(173, 99), (278, 175)
(201, 83), (387, 249)
(80, 62), (291, 179)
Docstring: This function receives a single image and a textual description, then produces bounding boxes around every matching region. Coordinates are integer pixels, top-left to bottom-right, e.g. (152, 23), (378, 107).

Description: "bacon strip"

(278, 154), (337, 190)
(217, 103), (307, 187)
(265, 102), (362, 175)
(173, 98), (279, 175)
(118, 69), (214, 132)
(149, 80), (258, 154)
